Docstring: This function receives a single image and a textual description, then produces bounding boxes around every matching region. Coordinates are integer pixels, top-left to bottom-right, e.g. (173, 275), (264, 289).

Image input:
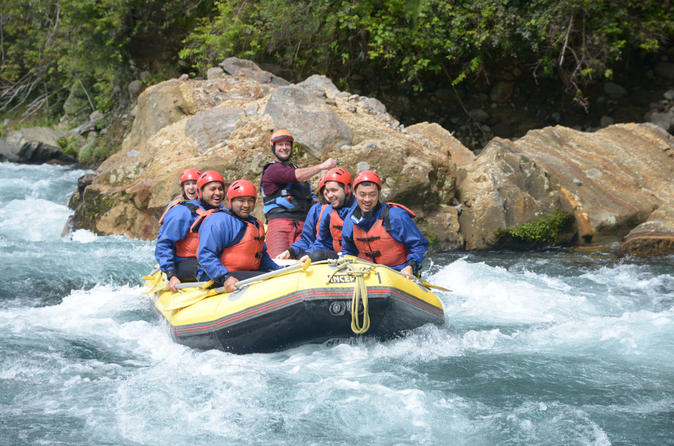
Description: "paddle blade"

(164, 287), (217, 311)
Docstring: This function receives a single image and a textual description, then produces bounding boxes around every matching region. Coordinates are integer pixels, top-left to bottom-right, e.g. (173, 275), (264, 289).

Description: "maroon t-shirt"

(262, 162), (299, 196)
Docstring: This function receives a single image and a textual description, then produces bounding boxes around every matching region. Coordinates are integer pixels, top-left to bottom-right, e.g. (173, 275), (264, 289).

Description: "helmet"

(196, 170), (225, 198)
(227, 179), (257, 208)
(269, 129), (294, 153)
(317, 174), (327, 195)
(323, 167), (353, 195)
(179, 168), (202, 185)
(353, 170), (381, 191)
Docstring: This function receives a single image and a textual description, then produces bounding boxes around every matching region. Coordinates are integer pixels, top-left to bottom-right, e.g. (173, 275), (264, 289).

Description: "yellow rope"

(326, 258), (372, 334)
(350, 270), (370, 334)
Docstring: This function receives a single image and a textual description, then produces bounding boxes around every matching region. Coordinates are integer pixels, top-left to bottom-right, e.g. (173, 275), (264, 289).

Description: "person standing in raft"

(158, 168), (202, 224)
(308, 167), (357, 261)
(155, 170), (225, 292)
(341, 170), (428, 277)
(261, 128), (336, 257)
(275, 173), (331, 260)
(198, 179), (281, 292)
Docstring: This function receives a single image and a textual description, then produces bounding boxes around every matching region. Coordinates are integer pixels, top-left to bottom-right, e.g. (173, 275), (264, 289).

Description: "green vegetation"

(2, 0), (672, 123)
(496, 210), (575, 248)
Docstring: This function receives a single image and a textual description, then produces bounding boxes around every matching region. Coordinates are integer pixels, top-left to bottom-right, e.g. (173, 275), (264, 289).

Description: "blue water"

(0, 162), (672, 445)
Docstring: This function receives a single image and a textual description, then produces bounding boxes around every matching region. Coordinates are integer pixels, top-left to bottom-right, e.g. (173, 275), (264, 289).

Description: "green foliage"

(57, 134), (83, 157)
(496, 210), (575, 247)
(180, 0), (674, 103)
(1, 0), (213, 119)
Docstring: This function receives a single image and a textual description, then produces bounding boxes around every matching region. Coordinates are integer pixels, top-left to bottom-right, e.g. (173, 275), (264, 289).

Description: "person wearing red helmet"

(261, 128), (337, 257)
(198, 179), (281, 292)
(158, 168), (202, 226)
(341, 170), (428, 277)
(308, 167), (357, 260)
(275, 173), (331, 260)
(155, 170), (224, 292)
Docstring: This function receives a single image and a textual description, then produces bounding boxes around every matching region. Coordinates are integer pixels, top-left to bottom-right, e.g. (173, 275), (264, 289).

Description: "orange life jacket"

(352, 203), (414, 267)
(315, 203), (329, 238)
(174, 205), (217, 258)
(158, 198), (183, 226)
(329, 208), (345, 252)
(219, 217), (266, 271)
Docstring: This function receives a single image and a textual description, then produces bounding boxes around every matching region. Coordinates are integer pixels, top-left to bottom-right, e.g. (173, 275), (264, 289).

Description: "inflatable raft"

(142, 256), (445, 353)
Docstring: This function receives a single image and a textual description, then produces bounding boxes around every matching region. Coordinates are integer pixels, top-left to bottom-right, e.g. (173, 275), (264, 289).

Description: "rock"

(220, 57), (289, 85)
(296, 75), (341, 99)
(0, 127), (75, 164)
(122, 79), (197, 151)
(490, 81), (514, 103)
(456, 139), (562, 249)
(654, 62), (674, 80)
(128, 80), (145, 99)
(618, 207), (674, 256)
(603, 81), (627, 99)
(207, 67), (225, 80)
(599, 115), (615, 127)
(663, 89), (674, 101)
(263, 85), (353, 157)
(406, 122), (475, 166)
(649, 110), (674, 132)
(184, 106), (245, 153)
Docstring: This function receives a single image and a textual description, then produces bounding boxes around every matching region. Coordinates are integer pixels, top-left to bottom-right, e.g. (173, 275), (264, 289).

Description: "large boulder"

(0, 127), (75, 164)
(618, 208), (674, 256)
(67, 61), (461, 249)
(457, 123), (674, 250)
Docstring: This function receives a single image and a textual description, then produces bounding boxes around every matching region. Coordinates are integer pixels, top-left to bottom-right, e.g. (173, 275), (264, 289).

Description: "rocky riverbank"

(7, 58), (674, 256)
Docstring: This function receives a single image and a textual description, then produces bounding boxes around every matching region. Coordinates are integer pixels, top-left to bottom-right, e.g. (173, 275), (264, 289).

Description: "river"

(0, 162), (672, 445)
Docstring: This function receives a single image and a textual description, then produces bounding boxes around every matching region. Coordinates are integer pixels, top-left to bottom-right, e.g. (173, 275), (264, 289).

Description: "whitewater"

(0, 162), (672, 445)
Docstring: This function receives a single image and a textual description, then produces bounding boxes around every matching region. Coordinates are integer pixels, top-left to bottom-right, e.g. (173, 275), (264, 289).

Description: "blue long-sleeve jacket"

(288, 201), (328, 257)
(197, 211), (281, 281)
(312, 195), (357, 252)
(154, 200), (203, 273)
(341, 202), (428, 271)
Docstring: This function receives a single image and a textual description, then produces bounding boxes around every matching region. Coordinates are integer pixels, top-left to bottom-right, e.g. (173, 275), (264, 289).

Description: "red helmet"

(227, 179), (257, 208)
(269, 129), (294, 153)
(179, 168), (202, 185)
(196, 170), (225, 198)
(317, 174), (327, 195)
(323, 167), (353, 195)
(353, 170), (381, 191)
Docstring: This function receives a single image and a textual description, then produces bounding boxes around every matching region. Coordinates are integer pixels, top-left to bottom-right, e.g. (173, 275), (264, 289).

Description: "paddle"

(165, 258), (313, 311)
(164, 281), (215, 311)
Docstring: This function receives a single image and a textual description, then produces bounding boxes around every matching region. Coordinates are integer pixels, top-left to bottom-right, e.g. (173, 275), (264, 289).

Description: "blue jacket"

(288, 201), (329, 257)
(154, 200), (204, 273)
(341, 202), (428, 272)
(197, 211), (281, 281)
(312, 195), (357, 252)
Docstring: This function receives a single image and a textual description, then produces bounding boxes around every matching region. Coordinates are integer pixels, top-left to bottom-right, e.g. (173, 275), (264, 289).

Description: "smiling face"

(273, 140), (292, 162)
(201, 182), (224, 208)
(182, 180), (198, 200)
(324, 181), (347, 209)
(230, 196), (256, 219)
(354, 183), (379, 213)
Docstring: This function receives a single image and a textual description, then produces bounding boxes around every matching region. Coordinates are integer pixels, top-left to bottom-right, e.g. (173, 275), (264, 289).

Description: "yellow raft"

(142, 256), (445, 353)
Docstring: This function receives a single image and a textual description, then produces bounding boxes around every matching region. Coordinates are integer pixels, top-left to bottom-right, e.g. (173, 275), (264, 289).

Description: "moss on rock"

(495, 210), (575, 249)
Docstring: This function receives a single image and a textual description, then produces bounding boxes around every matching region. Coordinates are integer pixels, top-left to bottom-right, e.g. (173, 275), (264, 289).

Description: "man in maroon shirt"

(261, 129), (336, 257)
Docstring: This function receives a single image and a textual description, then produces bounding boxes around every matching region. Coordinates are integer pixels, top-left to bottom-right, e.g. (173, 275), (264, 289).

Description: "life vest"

(261, 162), (313, 219)
(352, 203), (415, 267)
(219, 214), (266, 271)
(329, 208), (345, 252)
(174, 203), (217, 258)
(315, 203), (329, 238)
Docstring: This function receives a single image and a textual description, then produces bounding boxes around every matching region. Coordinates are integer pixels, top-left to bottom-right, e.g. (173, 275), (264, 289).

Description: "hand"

(224, 276), (239, 293)
(321, 158), (337, 170)
(400, 265), (413, 277)
(298, 254), (309, 263)
(168, 276), (181, 293)
(276, 250), (291, 260)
